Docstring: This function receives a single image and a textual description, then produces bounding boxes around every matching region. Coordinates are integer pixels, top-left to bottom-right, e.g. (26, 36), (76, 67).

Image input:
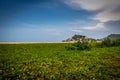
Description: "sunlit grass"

(0, 43), (120, 80)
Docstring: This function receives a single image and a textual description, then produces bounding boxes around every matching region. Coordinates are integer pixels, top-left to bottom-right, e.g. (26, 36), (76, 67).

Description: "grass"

(0, 43), (120, 80)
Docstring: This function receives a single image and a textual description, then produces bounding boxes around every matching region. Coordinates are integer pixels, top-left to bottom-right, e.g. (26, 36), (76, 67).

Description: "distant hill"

(105, 34), (120, 40)
(62, 34), (96, 42)
(62, 34), (120, 42)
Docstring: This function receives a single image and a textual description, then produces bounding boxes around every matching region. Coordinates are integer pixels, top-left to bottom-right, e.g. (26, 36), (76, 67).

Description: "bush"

(66, 39), (120, 51)
(98, 38), (120, 48)
(101, 38), (112, 47)
(111, 39), (120, 46)
(66, 41), (91, 51)
(66, 45), (76, 50)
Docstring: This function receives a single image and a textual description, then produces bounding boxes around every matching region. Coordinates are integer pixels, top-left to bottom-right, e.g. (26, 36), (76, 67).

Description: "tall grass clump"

(66, 41), (91, 51)
(97, 38), (120, 48)
(66, 38), (120, 50)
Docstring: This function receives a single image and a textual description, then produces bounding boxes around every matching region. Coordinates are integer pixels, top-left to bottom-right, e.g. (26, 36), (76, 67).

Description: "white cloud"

(65, 0), (120, 11)
(65, 0), (120, 30)
(65, 0), (107, 10)
(83, 23), (105, 30)
(65, 0), (120, 22)
(71, 29), (83, 32)
(93, 9), (120, 22)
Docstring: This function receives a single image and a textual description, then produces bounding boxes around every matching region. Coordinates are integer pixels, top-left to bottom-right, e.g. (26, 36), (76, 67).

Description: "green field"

(0, 43), (120, 80)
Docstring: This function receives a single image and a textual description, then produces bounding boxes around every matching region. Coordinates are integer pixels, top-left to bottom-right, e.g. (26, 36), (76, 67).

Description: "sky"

(0, 0), (120, 42)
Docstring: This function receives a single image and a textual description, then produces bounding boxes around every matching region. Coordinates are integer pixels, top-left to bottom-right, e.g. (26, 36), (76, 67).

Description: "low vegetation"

(0, 41), (120, 80)
(66, 41), (91, 51)
(66, 39), (120, 51)
(99, 38), (120, 47)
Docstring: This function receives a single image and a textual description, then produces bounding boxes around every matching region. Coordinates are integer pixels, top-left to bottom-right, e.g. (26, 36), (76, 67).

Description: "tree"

(72, 34), (84, 40)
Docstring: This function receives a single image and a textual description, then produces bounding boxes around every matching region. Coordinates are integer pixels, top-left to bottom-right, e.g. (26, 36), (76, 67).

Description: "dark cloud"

(105, 20), (120, 33)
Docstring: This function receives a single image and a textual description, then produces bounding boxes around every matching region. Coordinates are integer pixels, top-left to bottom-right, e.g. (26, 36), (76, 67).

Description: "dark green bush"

(66, 39), (120, 50)
(66, 41), (91, 51)
(101, 38), (112, 47)
(111, 39), (120, 46)
(97, 38), (120, 48)
(66, 45), (76, 50)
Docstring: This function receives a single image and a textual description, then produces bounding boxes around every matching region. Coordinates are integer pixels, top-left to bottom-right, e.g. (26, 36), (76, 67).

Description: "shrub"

(101, 38), (112, 47)
(65, 45), (76, 50)
(98, 38), (120, 48)
(66, 41), (91, 51)
(111, 39), (120, 46)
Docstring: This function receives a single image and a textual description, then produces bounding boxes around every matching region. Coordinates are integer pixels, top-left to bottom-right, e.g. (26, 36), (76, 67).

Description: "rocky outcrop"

(62, 34), (96, 42)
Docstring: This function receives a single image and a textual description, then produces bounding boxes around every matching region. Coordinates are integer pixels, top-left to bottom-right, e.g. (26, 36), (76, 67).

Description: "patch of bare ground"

(110, 57), (120, 66)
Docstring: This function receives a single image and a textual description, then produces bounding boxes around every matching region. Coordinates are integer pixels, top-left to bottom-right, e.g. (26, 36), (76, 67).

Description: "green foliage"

(75, 41), (91, 50)
(0, 43), (120, 80)
(72, 34), (85, 40)
(66, 41), (91, 51)
(97, 38), (120, 48)
(111, 39), (120, 46)
(65, 45), (76, 50)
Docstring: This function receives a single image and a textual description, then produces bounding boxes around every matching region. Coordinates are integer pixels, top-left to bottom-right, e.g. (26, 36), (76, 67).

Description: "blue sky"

(0, 0), (120, 42)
